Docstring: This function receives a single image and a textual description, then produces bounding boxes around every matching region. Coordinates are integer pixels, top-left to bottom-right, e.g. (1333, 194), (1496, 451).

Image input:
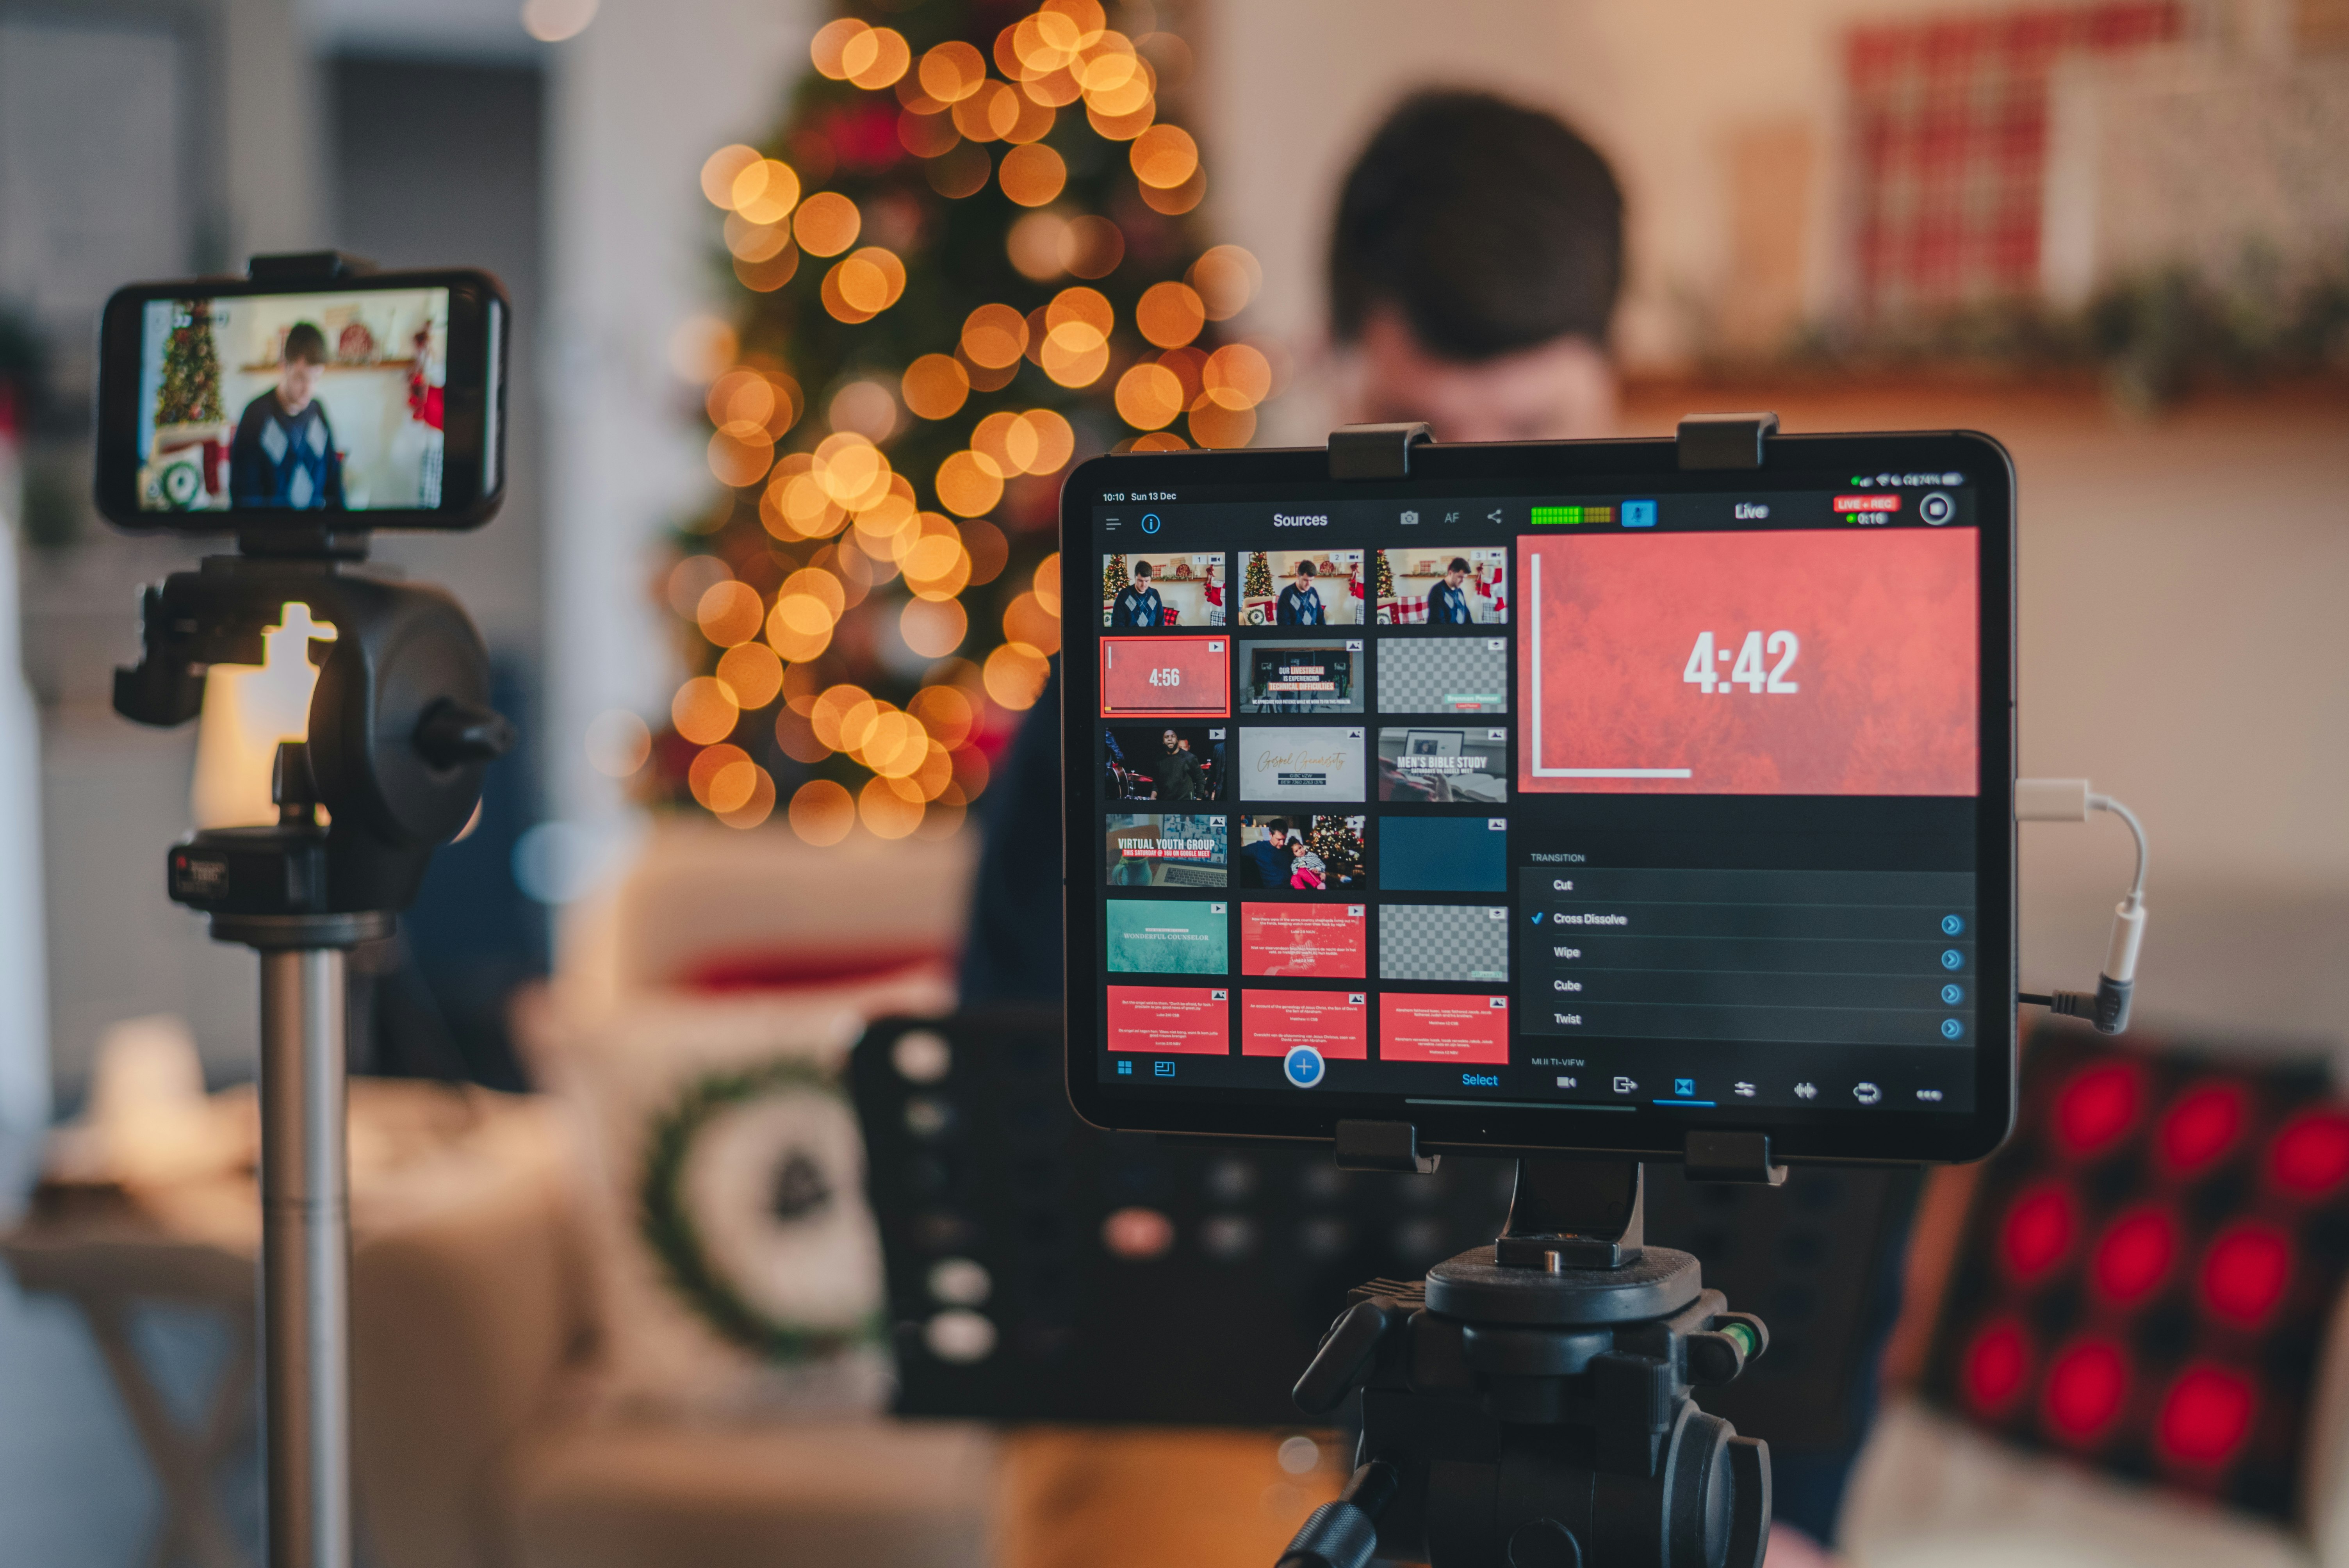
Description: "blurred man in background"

(966, 91), (1850, 1567)
(1326, 90), (1622, 442)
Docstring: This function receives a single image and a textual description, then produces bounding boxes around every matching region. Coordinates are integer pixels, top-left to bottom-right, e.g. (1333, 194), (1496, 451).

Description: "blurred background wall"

(0, 0), (2343, 1559)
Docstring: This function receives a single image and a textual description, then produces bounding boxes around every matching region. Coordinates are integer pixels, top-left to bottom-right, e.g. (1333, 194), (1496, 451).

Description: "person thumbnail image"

(1103, 553), (1225, 627)
(1242, 550), (1365, 626)
(230, 321), (343, 509)
(1377, 725), (1510, 804)
(1237, 814), (1369, 891)
(1105, 813), (1228, 887)
(1104, 724), (1226, 802)
(1378, 547), (1508, 624)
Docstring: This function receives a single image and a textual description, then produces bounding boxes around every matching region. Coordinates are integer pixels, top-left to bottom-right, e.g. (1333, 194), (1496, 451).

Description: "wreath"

(638, 1058), (884, 1361)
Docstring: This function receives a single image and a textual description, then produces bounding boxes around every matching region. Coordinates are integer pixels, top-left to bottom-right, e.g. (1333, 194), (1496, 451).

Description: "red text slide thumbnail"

(1517, 529), (1977, 795)
(1241, 990), (1370, 1060)
(1380, 993), (1510, 1064)
(1106, 985), (1230, 1055)
(1101, 636), (1231, 718)
(1241, 903), (1366, 978)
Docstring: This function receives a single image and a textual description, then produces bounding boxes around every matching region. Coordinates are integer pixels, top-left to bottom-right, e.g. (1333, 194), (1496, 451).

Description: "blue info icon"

(1284, 1046), (1326, 1088)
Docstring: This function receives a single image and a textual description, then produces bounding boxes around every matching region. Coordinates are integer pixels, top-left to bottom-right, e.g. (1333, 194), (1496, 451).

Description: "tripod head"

(1281, 1156), (1772, 1568)
(112, 537), (512, 939)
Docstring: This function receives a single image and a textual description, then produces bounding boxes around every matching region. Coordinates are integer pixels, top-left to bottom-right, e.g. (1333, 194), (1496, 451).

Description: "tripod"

(115, 525), (510, 1568)
(1278, 1146), (1773, 1568)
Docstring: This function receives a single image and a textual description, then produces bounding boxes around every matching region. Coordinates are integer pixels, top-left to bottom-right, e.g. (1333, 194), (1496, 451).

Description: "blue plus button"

(1284, 1046), (1326, 1088)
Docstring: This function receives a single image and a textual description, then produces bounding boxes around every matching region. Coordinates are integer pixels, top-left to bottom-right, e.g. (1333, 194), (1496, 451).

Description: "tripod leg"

(258, 948), (351, 1568)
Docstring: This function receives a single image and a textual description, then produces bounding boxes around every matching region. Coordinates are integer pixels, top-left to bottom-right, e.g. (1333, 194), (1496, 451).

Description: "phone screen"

(128, 288), (454, 514)
(1063, 434), (2014, 1163)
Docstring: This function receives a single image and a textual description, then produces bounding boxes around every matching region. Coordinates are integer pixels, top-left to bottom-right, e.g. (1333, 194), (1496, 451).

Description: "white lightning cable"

(2016, 778), (2147, 1032)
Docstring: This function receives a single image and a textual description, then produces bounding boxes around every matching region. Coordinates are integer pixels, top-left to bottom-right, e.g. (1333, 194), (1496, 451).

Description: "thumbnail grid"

(1094, 538), (1518, 1067)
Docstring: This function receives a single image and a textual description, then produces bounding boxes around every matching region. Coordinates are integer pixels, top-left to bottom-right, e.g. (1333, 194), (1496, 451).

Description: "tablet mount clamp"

(1276, 418), (1790, 1568)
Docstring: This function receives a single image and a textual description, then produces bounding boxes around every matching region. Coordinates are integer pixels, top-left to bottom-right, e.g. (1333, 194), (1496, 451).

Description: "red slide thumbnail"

(1380, 993), (1511, 1064)
(1101, 636), (1231, 718)
(1106, 985), (1230, 1054)
(1241, 990), (1370, 1060)
(1517, 529), (1977, 795)
(1241, 903), (1366, 978)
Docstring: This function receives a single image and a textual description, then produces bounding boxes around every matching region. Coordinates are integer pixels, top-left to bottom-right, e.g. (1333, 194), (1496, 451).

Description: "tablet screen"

(1064, 435), (2012, 1161)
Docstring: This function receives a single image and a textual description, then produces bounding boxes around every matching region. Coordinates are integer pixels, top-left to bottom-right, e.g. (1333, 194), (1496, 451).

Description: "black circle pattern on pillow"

(1920, 1021), (2349, 1521)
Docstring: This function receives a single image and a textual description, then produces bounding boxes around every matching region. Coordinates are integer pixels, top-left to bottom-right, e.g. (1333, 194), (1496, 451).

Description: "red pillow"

(1921, 1022), (2349, 1520)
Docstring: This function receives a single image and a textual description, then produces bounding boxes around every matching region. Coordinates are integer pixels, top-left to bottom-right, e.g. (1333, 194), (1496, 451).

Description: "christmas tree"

(1100, 552), (1128, 615)
(155, 301), (223, 428)
(1243, 550), (1271, 600)
(1308, 815), (1365, 884)
(1373, 549), (1394, 621)
(647, 0), (1269, 840)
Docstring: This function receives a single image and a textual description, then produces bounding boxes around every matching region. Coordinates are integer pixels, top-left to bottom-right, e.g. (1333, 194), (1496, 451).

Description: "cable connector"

(2018, 779), (2147, 1034)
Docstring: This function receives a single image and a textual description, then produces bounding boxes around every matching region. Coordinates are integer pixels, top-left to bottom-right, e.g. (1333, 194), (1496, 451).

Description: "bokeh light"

(1189, 244), (1262, 319)
(1025, 408), (1076, 472)
(841, 26), (909, 90)
(1115, 362), (1183, 429)
(810, 17), (871, 79)
(954, 80), (1022, 142)
(667, 553), (731, 617)
(672, 676), (740, 746)
(696, 580), (765, 646)
(1062, 214), (1125, 278)
(919, 41), (988, 102)
(829, 378), (898, 441)
(999, 144), (1068, 207)
(790, 778), (857, 845)
(1008, 211), (1069, 280)
(962, 519), (1009, 583)
(793, 192), (862, 257)
(1203, 343), (1273, 408)
(1188, 401), (1256, 449)
(1135, 282), (1205, 348)
(731, 159), (802, 225)
(688, 743), (751, 809)
(898, 107), (958, 160)
(984, 642), (1051, 709)
(1003, 590), (1061, 654)
(1139, 167), (1205, 215)
(1130, 124), (1198, 189)
(961, 303), (1030, 367)
(830, 245), (907, 314)
(859, 777), (923, 839)
(902, 595), (970, 656)
(585, 709), (651, 778)
(927, 143), (992, 199)
(902, 354), (972, 420)
(936, 450), (1006, 516)
(716, 641), (784, 708)
(700, 144), (762, 208)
